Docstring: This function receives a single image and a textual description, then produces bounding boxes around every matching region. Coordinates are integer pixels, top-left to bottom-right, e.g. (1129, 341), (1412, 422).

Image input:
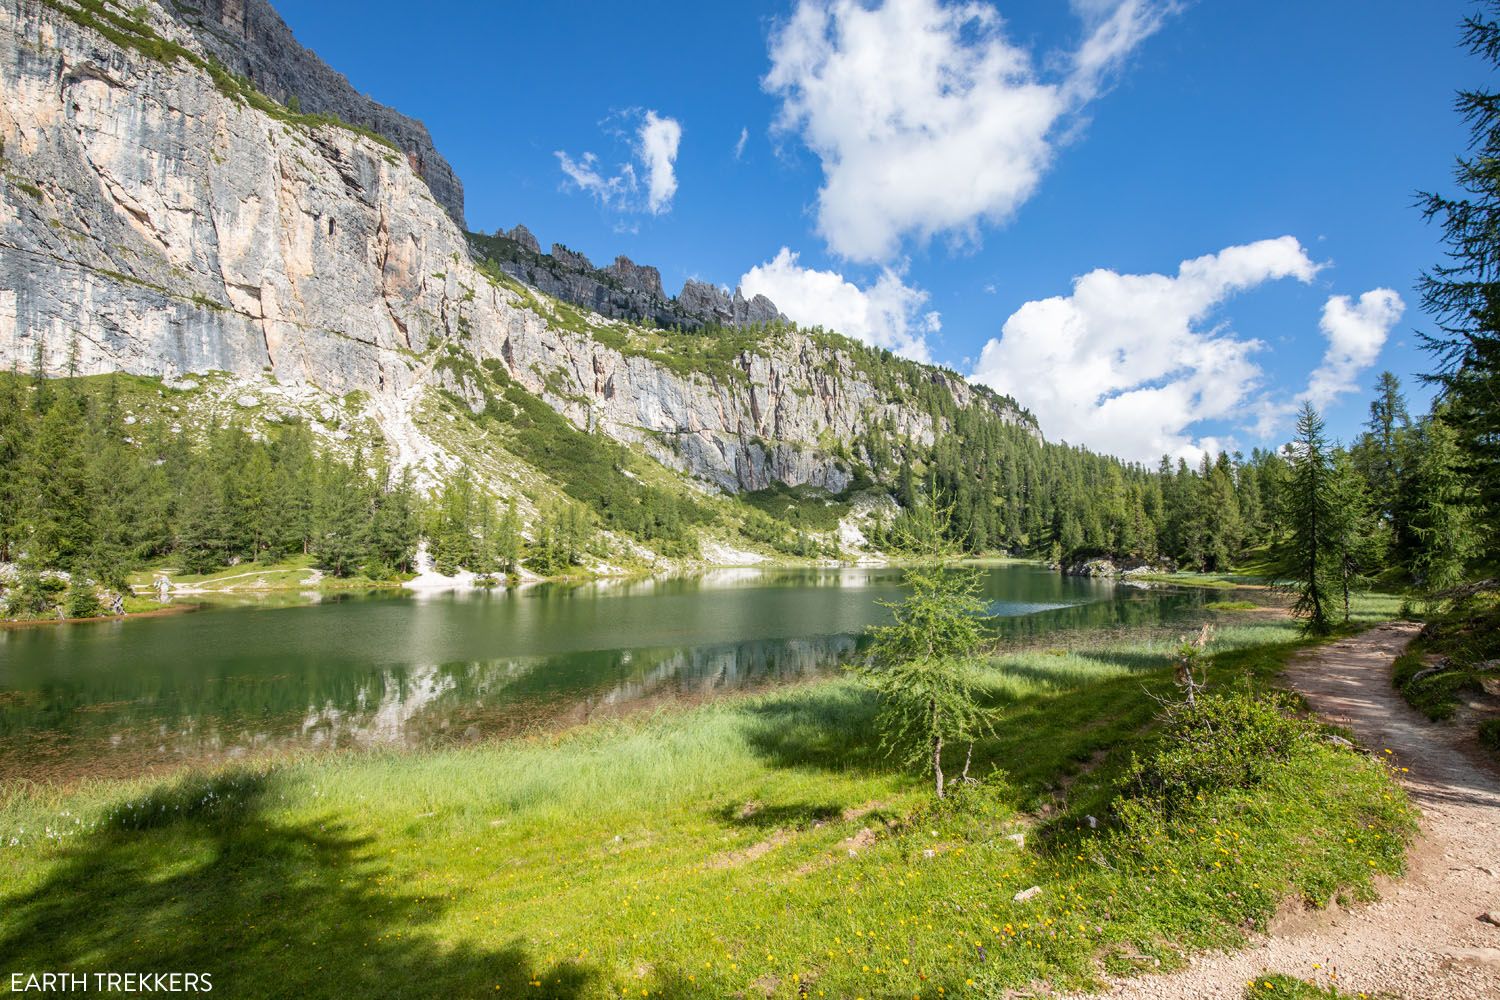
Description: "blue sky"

(274, 0), (1480, 462)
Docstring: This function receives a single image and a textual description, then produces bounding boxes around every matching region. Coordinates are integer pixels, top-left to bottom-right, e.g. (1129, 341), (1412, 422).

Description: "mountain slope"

(0, 0), (1038, 567)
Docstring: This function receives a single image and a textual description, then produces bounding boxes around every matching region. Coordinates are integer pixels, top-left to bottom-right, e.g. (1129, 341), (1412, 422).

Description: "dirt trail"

(1067, 621), (1500, 1000)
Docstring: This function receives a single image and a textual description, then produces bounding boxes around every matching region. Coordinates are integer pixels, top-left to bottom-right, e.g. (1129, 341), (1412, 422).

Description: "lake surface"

(0, 564), (1207, 782)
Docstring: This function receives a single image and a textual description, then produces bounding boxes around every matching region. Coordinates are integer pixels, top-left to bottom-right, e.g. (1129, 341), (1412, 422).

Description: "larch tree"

(859, 487), (992, 800)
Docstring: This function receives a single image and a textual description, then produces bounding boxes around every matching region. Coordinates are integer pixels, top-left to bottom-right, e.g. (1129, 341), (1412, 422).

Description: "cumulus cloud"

(1249, 287), (1407, 439)
(1303, 290), (1404, 409)
(740, 248), (940, 361)
(638, 111), (682, 213)
(556, 109), (683, 215)
(970, 237), (1321, 463)
(764, 0), (1171, 261)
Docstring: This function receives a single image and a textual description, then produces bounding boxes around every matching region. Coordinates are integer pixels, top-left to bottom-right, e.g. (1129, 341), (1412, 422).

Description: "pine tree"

(1325, 449), (1386, 623)
(370, 469), (419, 574)
(1417, 5), (1500, 549)
(24, 390), (97, 573)
(0, 371), (29, 563)
(313, 458), (370, 577)
(1405, 409), (1480, 593)
(176, 469), (231, 575)
(1279, 404), (1337, 635)
(496, 499), (522, 575)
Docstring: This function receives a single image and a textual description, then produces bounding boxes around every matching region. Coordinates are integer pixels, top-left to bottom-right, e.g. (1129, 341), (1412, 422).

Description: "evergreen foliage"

(1278, 404), (1337, 635)
(0, 375), (421, 592)
(858, 491), (992, 800)
(1417, 2), (1500, 555)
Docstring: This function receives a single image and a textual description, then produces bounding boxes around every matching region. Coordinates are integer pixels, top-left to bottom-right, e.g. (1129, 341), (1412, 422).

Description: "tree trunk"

(961, 742), (974, 783)
(931, 697), (944, 800)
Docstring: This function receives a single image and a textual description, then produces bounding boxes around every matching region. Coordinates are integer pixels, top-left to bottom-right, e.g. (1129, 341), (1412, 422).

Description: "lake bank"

(0, 564), (1218, 784)
(0, 600), (1415, 999)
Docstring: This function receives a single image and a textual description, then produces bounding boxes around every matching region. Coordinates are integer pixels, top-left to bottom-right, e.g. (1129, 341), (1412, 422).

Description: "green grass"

(1135, 572), (1241, 589)
(1391, 651), (1469, 720)
(124, 555), (406, 595)
(0, 614), (1414, 998)
(741, 482), (852, 533)
(1204, 600), (1262, 611)
(1479, 718), (1500, 754)
(1243, 972), (1390, 998)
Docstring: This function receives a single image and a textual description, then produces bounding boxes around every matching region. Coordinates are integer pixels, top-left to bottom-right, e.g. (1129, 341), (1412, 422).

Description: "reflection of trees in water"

(0, 577), (1207, 782)
(0, 634), (867, 780)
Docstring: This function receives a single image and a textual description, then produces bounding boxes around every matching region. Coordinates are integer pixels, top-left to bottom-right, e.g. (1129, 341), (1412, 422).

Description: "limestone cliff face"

(163, 0), (466, 226)
(0, 0), (1033, 495)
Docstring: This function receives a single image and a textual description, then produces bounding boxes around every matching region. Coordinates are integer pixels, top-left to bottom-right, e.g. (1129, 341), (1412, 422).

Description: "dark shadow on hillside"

(740, 683), (890, 776)
(0, 771), (594, 999)
(715, 800), (845, 829)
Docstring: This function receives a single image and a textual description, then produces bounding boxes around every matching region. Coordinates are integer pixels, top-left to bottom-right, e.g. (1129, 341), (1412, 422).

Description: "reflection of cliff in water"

(0, 633), (865, 781)
(0, 565), (1212, 783)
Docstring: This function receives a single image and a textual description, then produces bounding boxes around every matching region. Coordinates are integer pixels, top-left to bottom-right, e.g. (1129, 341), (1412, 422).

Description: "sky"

(273, 0), (1484, 464)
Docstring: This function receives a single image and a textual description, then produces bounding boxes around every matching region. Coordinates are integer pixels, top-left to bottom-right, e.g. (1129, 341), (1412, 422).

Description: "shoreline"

(0, 602), (204, 630)
(0, 555), (1071, 629)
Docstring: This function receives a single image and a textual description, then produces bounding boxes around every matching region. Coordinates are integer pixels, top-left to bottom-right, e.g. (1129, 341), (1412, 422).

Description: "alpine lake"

(0, 563), (1215, 784)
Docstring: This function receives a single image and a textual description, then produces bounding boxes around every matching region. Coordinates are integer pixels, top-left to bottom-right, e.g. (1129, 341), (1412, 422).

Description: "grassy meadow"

(0, 599), (1414, 998)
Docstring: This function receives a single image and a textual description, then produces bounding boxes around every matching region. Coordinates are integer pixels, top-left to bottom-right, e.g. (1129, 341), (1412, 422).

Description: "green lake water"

(0, 564), (1207, 782)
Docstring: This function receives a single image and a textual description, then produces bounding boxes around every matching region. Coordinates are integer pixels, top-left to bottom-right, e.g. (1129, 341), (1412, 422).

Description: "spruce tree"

(1417, 4), (1500, 548)
(312, 457), (371, 577)
(1406, 409), (1479, 593)
(1325, 448), (1386, 623)
(1280, 404), (1337, 635)
(176, 469), (230, 575)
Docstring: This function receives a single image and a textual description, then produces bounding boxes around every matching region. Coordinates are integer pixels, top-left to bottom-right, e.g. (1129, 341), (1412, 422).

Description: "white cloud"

(1302, 289), (1404, 409)
(555, 151), (633, 210)
(970, 236), (1321, 463)
(556, 109), (682, 215)
(740, 248), (939, 361)
(734, 127), (749, 159)
(638, 111), (682, 214)
(764, 0), (1170, 262)
(1249, 287), (1407, 439)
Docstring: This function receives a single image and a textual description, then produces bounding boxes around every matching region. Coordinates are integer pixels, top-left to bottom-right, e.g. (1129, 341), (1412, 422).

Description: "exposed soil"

(1067, 621), (1500, 1000)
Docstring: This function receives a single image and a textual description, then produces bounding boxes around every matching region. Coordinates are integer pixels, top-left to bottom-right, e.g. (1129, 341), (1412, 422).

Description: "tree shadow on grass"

(714, 800), (845, 829)
(740, 682), (891, 776)
(0, 770), (594, 999)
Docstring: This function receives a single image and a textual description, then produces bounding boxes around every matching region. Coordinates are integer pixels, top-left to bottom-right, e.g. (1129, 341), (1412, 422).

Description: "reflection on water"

(0, 565), (1205, 782)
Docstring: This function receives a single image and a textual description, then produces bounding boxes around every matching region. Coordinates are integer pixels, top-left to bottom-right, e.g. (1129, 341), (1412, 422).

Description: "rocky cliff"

(0, 0), (1033, 507)
(162, 0), (465, 226)
(468, 227), (784, 333)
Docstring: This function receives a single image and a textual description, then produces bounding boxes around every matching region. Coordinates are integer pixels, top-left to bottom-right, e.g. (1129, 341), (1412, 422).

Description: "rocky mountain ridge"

(0, 0), (1035, 540)
(469, 226), (784, 333)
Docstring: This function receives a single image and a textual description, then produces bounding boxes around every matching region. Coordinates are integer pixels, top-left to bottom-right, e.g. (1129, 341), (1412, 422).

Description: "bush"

(2, 570), (65, 618)
(1480, 718), (1500, 754)
(65, 582), (103, 619)
(1394, 649), (1476, 720)
(1119, 691), (1308, 813)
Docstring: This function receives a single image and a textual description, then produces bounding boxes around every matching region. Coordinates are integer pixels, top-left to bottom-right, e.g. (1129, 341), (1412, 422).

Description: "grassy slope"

(124, 554), (406, 594)
(0, 598), (1413, 999)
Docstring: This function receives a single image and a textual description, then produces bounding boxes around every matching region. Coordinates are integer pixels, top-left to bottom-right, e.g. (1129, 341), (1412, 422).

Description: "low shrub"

(65, 582), (103, 619)
(2, 570), (66, 618)
(1479, 718), (1500, 754)
(1119, 691), (1307, 813)
(1393, 650), (1477, 720)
